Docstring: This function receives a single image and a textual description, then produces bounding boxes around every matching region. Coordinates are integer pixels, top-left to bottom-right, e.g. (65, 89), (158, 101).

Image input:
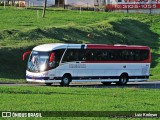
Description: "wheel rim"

(63, 77), (69, 84)
(121, 76), (127, 83)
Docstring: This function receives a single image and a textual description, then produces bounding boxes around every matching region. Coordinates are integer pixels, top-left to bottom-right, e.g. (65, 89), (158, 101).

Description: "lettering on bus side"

(69, 64), (86, 68)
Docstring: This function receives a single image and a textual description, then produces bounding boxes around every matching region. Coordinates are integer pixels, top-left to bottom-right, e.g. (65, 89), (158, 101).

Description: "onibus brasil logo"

(2, 112), (42, 118)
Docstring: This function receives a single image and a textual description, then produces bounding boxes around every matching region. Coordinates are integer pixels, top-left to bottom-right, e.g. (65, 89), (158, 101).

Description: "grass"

(0, 7), (160, 119)
(0, 86), (160, 119)
(0, 7), (160, 82)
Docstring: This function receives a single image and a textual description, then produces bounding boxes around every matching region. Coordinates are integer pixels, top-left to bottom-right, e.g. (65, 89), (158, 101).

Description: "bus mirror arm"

(22, 51), (31, 61)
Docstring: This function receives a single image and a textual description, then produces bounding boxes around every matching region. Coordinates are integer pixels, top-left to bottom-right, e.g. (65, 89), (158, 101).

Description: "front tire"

(60, 75), (71, 87)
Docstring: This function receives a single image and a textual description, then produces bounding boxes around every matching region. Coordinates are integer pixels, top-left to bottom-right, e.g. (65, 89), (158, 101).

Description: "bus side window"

(79, 49), (86, 61)
(134, 51), (142, 61)
(62, 50), (71, 62)
(102, 50), (109, 61)
(129, 51), (134, 61)
(96, 50), (103, 61)
(134, 50), (148, 61)
(62, 49), (80, 62)
(122, 50), (129, 60)
(54, 49), (64, 67)
(108, 50), (114, 60)
(85, 50), (97, 61)
(85, 50), (92, 61)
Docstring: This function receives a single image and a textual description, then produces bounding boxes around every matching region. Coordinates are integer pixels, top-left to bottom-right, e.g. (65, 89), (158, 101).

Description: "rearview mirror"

(49, 52), (55, 62)
(22, 51), (31, 61)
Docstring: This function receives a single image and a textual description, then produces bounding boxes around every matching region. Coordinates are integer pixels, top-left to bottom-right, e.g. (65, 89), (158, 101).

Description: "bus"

(23, 43), (151, 86)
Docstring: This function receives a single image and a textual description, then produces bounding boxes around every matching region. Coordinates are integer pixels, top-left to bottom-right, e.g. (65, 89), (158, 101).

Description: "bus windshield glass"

(27, 51), (51, 72)
(27, 49), (65, 72)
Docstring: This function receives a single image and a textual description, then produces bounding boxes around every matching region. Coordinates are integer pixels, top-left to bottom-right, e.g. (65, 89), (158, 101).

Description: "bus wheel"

(45, 83), (52, 86)
(117, 74), (128, 85)
(102, 82), (111, 85)
(60, 75), (71, 87)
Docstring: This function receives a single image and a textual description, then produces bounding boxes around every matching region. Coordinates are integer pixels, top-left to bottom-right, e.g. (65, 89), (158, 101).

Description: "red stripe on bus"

(87, 44), (150, 50)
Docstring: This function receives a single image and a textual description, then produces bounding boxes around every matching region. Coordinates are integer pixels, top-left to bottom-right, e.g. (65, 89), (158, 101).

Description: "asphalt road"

(0, 81), (160, 89)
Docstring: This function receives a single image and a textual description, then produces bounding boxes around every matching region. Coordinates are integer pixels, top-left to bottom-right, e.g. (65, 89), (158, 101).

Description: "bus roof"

(33, 43), (83, 52)
(33, 43), (150, 52)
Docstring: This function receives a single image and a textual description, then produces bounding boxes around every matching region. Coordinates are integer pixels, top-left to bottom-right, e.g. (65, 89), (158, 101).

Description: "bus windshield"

(27, 51), (51, 72)
(27, 49), (65, 72)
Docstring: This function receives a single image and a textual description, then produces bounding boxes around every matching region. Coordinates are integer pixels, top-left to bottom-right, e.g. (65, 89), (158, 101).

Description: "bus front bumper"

(26, 79), (61, 83)
(26, 76), (61, 83)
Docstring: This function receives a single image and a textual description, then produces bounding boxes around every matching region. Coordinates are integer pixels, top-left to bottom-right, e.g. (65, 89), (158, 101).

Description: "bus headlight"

(40, 64), (46, 71)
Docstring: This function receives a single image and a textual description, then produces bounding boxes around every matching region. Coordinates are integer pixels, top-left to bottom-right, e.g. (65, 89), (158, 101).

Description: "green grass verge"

(0, 86), (160, 119)
(0, 86), (160, 111)
(0, 7), (160, 82)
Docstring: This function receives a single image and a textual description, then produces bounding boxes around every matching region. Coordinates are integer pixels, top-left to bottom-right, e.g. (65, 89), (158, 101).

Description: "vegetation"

(0, 86), (160, 119)
(0, 7), (160, 82)
(0, 7), (160, 120)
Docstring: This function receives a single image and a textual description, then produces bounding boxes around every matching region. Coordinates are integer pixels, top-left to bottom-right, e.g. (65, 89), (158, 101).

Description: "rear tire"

(117, 74), (128, 85)
(60, 75), (71, 87)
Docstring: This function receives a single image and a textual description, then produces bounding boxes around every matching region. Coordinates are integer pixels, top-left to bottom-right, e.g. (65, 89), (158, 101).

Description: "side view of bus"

(23, 43), (151, 86)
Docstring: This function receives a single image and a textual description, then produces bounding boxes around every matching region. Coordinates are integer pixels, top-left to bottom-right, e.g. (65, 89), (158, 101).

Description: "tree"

(10, 0), (16, 6)
(42, 0), (47, 18)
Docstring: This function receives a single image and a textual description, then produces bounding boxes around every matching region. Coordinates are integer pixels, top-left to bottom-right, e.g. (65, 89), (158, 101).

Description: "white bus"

(23, 43), (151, 86)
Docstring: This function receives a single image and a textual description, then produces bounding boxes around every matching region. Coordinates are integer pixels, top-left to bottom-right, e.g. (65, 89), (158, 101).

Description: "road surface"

(0, 81), (160, 89)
